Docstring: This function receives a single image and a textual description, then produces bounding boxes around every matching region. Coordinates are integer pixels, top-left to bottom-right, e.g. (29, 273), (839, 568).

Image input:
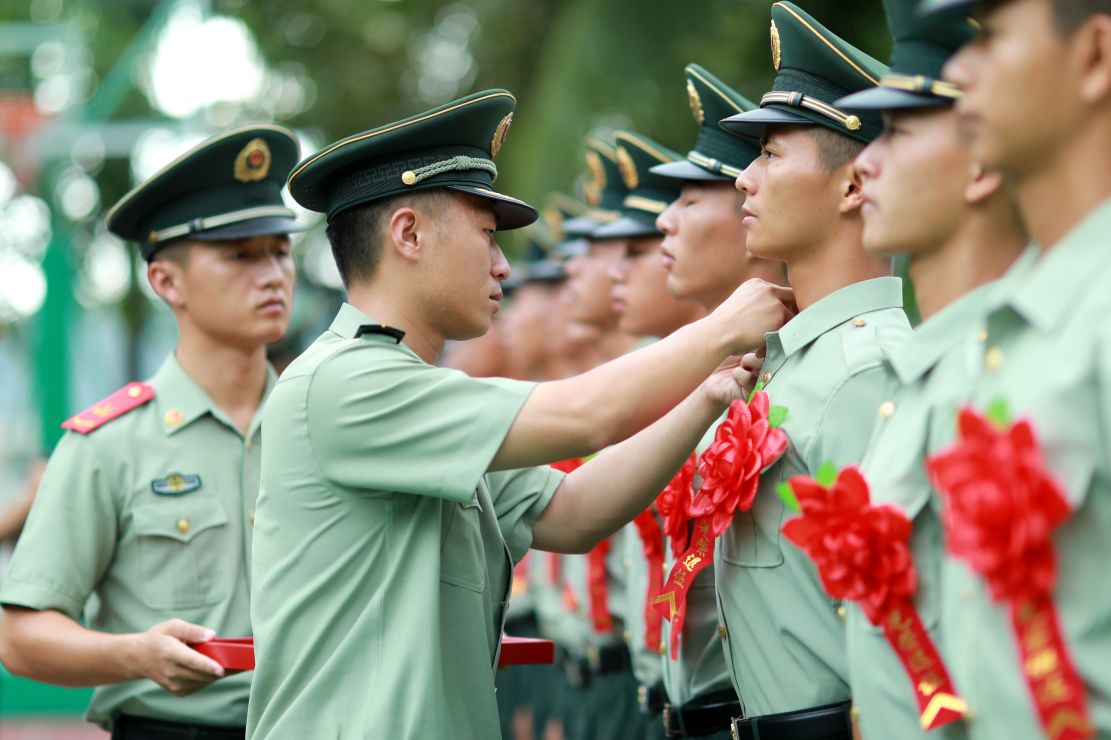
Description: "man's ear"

(387, 206), (422, 262)
(1078, 14), (1111, 105)
(147, 257), (187, 308)
(965, 162), (1006, 205)
(838, 162), (865, 214)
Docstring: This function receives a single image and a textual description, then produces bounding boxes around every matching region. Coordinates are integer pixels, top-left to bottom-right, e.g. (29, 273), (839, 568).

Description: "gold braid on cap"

(760, 91), (862, 131)
(879, 74), (962, 99)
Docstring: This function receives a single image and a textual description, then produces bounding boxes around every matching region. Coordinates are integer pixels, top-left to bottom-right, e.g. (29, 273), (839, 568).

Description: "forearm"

(0, 607), (139, 686)
(0, 495), (34, 542)
(533, 390), (725, 553)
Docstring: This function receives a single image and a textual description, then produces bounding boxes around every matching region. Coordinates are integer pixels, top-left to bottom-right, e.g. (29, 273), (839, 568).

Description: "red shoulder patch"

(61, 382), (155, 435)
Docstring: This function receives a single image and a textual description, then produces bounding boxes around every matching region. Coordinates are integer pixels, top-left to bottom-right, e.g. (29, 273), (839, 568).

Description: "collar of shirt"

(330, 302), (426, 358)
(763, 276), (904, 377)
(152, 354), (275, 438)
(888, 280), (996, 386)
(1003, 196), (1111, 332)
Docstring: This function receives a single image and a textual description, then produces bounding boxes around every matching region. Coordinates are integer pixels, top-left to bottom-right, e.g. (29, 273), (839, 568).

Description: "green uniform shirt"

(848, 283), (1002, 740)
(660, 417), (733, 707)
(560, 531), (630, 656)
(0, 355), (269, 730)
(940, 199), (1111, 739)
(714, 277), (911, 717)
(622, 521), (663, 686)
(247, 303), (562, 740)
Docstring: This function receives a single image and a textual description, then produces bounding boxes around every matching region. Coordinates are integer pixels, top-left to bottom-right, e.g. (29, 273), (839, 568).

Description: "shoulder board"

(61, 382), (155, 435)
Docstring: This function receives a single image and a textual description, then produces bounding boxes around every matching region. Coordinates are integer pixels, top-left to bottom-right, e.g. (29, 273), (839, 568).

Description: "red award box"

(191, 638), (255, 671)
(498, 636), (554, 667)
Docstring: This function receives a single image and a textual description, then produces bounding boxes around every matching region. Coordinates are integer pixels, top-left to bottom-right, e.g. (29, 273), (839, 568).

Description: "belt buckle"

(662, 704), (671, 736)
(730, 717), (741, 740)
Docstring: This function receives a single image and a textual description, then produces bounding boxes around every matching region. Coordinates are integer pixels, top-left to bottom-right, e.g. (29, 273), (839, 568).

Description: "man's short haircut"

(148, 239), (192, 266)
(810, 126), (867, 172)
(325, 189), (449, 287)
(1049, 0), (1111, 34)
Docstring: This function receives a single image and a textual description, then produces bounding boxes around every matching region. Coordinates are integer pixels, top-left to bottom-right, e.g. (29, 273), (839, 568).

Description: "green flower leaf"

(777, 481), (800, 513)
(816, 461), (838, 488)
(747, 381), (765, 404)
(986, 398), (1011, 429)
(767, 405), (788, 428)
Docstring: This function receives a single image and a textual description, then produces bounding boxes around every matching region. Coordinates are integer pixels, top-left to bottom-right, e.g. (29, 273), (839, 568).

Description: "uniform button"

(836, 605), (847, 622)
(623, 629), (632, 643)
(851, 318), (866, 328)
(976, 329), (988, 343)
(127, 385), (143, 398)
(761, 372), (772, 383)
(850, 704), (860, 724)
(250, 512), (256, 525)
(879, 400), (896, 418)
(624, 558), (632, 568)
(246, 439), (255, 451)
(717, 624), (727, 640)
(658, 640), (666, 655)
(177, 518), (190, 535)
(164, 409), (183, 426)
(985, 347), (1004, 371)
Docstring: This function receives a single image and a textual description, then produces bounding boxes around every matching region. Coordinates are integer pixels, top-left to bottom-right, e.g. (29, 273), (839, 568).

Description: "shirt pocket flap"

(132, 499), (229, 544)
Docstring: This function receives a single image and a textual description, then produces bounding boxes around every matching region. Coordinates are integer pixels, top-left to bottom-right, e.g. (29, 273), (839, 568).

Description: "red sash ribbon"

(632, 507), (665, 652)
(928, 407), (1092, 739)
(782, 466), (966, 730)
(652, 392), (788, 658)
(587, 538), (612, 632)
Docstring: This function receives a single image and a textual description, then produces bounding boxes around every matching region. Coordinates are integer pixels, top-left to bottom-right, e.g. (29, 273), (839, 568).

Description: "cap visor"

(448, 185), (538, 231)
(917, 0), (975, 15)
(719, 107), (811, 141)
(836, 87), (951, 112)
(650, 160), (732, 182)
(524, 261), (567, 284)
(592, 216), (660, 240)
(560, 216), (603, 238)
(191, 216), (306, 241)
(557, 238), (589, 259)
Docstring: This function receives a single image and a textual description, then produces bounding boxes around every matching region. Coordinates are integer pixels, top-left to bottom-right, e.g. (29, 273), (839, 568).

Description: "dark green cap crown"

(582, 138), (628, 226)
(288, 90), (537, 231)
(593, 132), (681, 239)
(542, 192), (595, 240)
(106, 124), (302, 259)
(838, 0), (973, 111)
(654, 64), (761, 182)
(720, 2), (889, 143)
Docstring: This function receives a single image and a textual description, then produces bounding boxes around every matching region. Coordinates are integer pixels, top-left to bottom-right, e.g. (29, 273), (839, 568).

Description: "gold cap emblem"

(770, 20), (782, 71)
(845, 115), (862, 131)
(491, 113), (513, 157)
(616, 146), (638, 190)
(234, 138), (271, 183)
(584, 150), (606, 207)
(686, 79), (705, 125)
(542, 207), (563, 237)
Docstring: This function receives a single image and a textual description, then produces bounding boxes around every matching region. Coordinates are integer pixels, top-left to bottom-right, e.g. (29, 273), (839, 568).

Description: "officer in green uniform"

(922, 0), (1111, 737)
(712, 4), (913, 737)
(0, 126), (302, 738)
(834, 1), (1030, 736)
(246, 90), (796, 740)
(651, 64), (782, 740)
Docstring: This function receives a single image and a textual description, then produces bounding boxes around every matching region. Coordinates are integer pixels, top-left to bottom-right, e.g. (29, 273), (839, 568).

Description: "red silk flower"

(655, 454), (696, 558)
(690, 391), (788, 537)
(550, 457), (585, 474)
(926, 407), (1071, 602)
(781, 466), (916, 623)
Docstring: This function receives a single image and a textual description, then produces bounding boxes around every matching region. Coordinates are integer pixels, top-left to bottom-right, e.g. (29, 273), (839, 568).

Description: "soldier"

(827, 0), (1031, 736)
(0, 125), (302, 739)
(711, 4), (913, 738)
(651, 64), (785, 740)
(921, 0), (1111, 737)
(246, 90), (794, 739)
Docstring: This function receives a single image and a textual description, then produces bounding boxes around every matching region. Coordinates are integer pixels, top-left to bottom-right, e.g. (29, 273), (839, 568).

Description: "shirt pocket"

(131, 498), (231, 610)
(719, 472), (785, 568)
(439, 495), (486, 593)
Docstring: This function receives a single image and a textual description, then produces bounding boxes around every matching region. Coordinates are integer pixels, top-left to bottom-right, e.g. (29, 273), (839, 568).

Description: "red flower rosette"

(928, 406), (1092, 740)
(656, 454), (696, 559)
(653, 392), (788, 658)
(781, 466), (966, 731)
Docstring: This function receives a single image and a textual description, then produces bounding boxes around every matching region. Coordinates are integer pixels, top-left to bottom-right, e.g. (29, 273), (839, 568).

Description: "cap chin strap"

(400, 155), (497, 186)
(149, 205), (296, 244)
(879, 74), (961, 99)
(761, 90), (862, 131)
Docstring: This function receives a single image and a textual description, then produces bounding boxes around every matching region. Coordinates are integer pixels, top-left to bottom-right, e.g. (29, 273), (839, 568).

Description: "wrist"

(115, 632), (146, 681)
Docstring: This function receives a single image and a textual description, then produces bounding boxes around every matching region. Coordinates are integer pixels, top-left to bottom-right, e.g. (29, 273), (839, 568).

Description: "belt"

(112, 714), (245, 740)
(662, 689), (740, 737)
(561, 643), (633, 687)
(730, 701), (852, 740)
(639, 681), (667, 715)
